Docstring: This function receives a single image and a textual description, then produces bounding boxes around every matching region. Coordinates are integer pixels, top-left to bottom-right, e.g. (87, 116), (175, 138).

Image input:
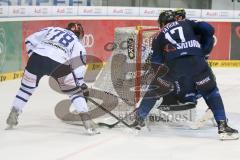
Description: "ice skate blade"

(219, 133), (239, 141)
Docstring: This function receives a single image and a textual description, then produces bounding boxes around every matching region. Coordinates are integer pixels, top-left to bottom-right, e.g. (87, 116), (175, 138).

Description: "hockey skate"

(6, 107), (19, 130)
(129, 114), (146, 130)
(217, 120), (239, 140)
(80, 113), (100, 135)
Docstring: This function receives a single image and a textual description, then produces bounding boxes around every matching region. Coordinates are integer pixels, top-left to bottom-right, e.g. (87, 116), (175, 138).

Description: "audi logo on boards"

(82, 34), (94, 48)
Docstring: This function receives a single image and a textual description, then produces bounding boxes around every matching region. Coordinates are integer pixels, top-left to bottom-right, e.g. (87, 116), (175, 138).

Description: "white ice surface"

(0, 68), (240, 160)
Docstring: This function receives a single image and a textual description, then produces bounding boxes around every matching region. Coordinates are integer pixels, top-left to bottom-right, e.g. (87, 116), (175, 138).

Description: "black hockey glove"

(80, 83), (89, 97)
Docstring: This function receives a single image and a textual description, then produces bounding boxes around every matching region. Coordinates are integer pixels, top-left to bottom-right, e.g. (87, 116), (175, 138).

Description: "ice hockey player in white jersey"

(6, 22), (100, 135)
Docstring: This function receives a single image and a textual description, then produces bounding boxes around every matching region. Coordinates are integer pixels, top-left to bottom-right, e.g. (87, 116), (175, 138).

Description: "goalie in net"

(130, 10), (239, 140)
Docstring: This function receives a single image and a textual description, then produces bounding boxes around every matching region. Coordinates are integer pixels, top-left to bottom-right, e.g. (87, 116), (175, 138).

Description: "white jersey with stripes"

(25, 27), (86, 65)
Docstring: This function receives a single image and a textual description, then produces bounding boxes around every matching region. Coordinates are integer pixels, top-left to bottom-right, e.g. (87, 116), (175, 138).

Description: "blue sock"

(137, 96), (159, 119)
(203, 88), (226, 121)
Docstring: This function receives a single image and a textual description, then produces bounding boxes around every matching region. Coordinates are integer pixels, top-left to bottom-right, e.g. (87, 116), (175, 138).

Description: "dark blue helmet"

(158, 10), (175, 28)
(174, 8), (186, 20)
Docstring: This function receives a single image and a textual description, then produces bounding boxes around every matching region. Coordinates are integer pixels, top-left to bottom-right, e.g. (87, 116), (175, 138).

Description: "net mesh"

(85, 26), (196, 126)
(88, 26), (159, 116)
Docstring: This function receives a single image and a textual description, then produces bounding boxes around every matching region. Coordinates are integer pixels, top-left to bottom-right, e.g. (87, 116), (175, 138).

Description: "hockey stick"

(87, 97), (133, 128)
(96, 64), (173, 129)
(97, 107), (138, 128)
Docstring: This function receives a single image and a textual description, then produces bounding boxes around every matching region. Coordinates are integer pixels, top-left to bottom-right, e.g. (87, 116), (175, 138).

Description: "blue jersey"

(150, 19), (214, 64)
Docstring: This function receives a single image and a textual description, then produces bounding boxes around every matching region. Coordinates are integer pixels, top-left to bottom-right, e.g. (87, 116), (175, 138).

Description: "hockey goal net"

(89, 26), (159, 114)
(85, 26), (196, 126)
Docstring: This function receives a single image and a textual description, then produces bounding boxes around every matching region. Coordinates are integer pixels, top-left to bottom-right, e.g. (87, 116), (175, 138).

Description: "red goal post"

(91, 26), (160, 111)
(135, 27), (160, 103)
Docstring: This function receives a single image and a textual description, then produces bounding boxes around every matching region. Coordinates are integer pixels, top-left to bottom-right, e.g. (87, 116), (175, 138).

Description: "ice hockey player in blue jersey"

(174, 8), (214, 59)
(6, 22), (99, 135)
(158, 8), (216, 127)
(130, 10), (239, 140)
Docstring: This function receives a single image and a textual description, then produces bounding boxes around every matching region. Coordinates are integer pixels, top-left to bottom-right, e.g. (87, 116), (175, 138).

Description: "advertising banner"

(0, 71), (23, 82)
(8, 6), (29, 17)
(52, 6), (78, 16)
(21, 20), (235, 65)
(0, 19), (238, 82)
(78, 6), (107, 16)
(230, 22), (240, 60)
(0, 21), (22, 75)
(234, 10), (240, 19)
(107, 7), (139, 16)
(185, 9), (202, 18)
(139, 7), (162, 17)
(208, 60), (240, 67)
(201, 10), (234, 19)
(0, 6), (240, 19)
(0, 6), (8, 17)
(22, 19), (157, 67)
(27, 6), (53, 17)
(209, 22), (231, 60)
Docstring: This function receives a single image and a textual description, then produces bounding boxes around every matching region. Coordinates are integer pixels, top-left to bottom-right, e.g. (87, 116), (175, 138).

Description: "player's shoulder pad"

(152, 31), (163, 48)
(197, 21), (215, 35)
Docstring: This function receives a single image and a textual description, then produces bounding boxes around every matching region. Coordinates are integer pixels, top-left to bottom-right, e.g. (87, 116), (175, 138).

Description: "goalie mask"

(158, 10), (175, 28)
(66, 22), (84, 40)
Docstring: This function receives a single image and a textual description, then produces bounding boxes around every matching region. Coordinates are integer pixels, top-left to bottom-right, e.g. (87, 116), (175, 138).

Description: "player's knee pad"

(56, 72), (79, 94)
(194, 68), (216, 94)
(21, 69), (38, 88)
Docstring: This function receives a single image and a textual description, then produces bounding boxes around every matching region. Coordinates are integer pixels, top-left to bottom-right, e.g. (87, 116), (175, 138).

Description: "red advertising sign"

(22, 20), (231, 66)
(22, 19), (157, 66)
(209, 22), (231, 60)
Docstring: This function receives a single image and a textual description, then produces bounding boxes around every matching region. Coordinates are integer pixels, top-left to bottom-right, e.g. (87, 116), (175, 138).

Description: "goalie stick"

(97, 108), (138, 128)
